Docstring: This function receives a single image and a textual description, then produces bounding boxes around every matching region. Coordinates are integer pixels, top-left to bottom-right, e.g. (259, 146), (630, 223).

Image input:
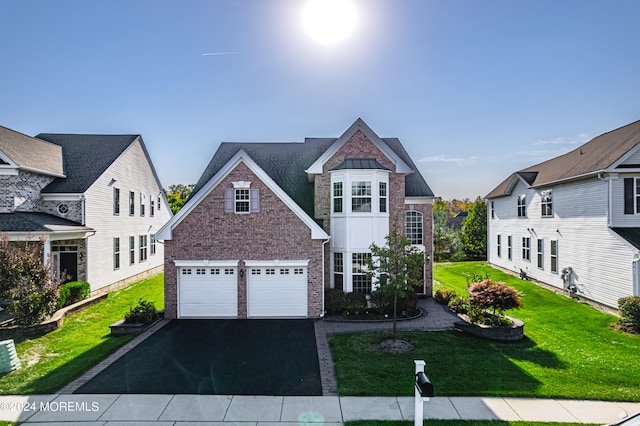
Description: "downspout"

(81, 195), (86, 225)
(321, 237), (331, 318)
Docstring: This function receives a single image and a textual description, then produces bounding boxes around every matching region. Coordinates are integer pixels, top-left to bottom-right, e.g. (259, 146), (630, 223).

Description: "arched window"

(405, 211), (423, 245)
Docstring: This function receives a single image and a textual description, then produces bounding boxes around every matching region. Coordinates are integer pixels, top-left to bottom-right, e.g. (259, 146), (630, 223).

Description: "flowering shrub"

(466, 279), (522, 326)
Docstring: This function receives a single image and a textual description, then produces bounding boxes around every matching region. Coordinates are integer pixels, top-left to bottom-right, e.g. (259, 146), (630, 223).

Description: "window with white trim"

(139, 235), (148, 262)
(507, 235), (512, 260)
(140, 193), (145, 216)
(550, 240), (558, 274)
(537, 238), (544, 269)
(490, 201), (495, 219)
(113, 237), (120, 270)
(280, 268), (290, 275)
(235, 189), (250, 213)
(150, 236), (156, 255)
(333, 182), (343, 213)
(224, 268), (234, 275)
(294, 268), (304, 275)
(211, 268), (220, 275)
(522, 237), (531, 261)
(251, 268), (261, 275)
(113, 187), (120, 215)
(497, 234), (502, 258)
(334, 252), (343, 291)
(182, 268), (192, 275)
(196, 268), (206, 275)
(150, 196), (155, 217)
(379, 182), (387, 213)
(352, 253), (372, 294)
(129, 236), (135, 265)
(129, 191), (135, 215)
(265, 268), (275, 275)
(541, 190), (553, 217)
(225, 182), (259, 214)
(351, 181), (372, 212)
(517, 195), (526, 217)
(405, 211), (423, 245)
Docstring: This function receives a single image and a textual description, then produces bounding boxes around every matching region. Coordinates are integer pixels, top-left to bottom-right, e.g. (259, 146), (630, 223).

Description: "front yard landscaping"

(330, 262), (640, 401)
(0, 274), (164, 394)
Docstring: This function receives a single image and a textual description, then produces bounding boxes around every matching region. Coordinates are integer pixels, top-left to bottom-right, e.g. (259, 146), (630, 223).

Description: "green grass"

(330, 262), (640, 400)
(0, 274), (164, 395)
(346, 422), (596, 426)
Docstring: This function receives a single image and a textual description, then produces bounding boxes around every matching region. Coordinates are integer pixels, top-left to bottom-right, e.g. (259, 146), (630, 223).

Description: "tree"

(468, 279), (522, 325)
(460, 198), (487, 260)
(0, 234), (61, 326)
(165, 183), (195, 214)
(364, 228), (425, 340)
(433, 209), (463, 261)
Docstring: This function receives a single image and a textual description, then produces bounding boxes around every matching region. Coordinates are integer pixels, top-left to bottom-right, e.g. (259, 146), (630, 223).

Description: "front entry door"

(59, 252), (78, 283)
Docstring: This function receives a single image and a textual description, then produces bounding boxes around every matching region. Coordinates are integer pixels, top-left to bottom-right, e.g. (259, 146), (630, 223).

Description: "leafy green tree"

(364, 228), (424, 340)
(165, 183), (195, 214)
(433, 209), (463, 261)
(461, 198), (487, 260)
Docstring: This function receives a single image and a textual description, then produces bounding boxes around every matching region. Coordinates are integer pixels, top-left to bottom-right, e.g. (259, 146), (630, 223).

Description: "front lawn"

(329, 262), (640, 400)
(0, 274), (164, 394)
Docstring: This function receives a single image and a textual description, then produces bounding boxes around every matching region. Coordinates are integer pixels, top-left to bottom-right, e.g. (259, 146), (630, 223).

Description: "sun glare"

(302, 0), (357, 45)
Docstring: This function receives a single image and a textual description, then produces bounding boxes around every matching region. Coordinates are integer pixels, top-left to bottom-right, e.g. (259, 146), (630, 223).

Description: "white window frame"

(113, 187), (120, 215)
(129, 191), (135, 216)
(352, 252), (372, 294)
(497, 234), (502, 258)
(517, 195), (526, 217)
(140, 193), (145, 217)
(113, 237), (120, 270)
(522, 236), (531, 261)
(351, 181), (372, 213)
(139, 235), (148, 262)
(550, 240), (558, 274)
(150, 236), (156, 255)
(537, 238), (544, 269)
(379, 182), (387, 213)
(333, 252), (344, 290)
(333, 182), (343, 213)
(129, 236), (135, 265)
(507, 235), (513, 260)
(405, 210), (424, 245)
(541, 190), (553, 217)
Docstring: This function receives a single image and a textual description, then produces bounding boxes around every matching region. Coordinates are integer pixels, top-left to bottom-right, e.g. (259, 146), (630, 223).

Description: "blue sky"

(2, 0), (640, 200)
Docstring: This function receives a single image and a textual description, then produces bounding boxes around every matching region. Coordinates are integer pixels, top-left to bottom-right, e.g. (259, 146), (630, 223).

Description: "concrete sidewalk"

(0, 394), (638, 424)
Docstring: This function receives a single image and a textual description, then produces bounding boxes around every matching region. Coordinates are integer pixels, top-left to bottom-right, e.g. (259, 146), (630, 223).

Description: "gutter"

(321, 237), (331, 318)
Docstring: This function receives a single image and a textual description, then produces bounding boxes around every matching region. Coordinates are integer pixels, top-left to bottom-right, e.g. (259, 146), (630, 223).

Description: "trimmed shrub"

(325, 288), (347, 315)
(344, 292), (367, 309)
(434, 288), (457, 305)
(468, 279), (522, 317)
(448, 296), (469, 314)
(58, 281), (90, 308)
(13, 287), (59, 326)
(124, 299), (157, 324)
(618, 296), (640, 332)
(369, 291), (393, 314)
(396, 290), (418, 314)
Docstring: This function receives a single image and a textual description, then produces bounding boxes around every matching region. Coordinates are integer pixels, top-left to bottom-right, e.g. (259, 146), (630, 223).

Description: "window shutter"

(250, 188), (260, 212)
(624, 178), (634, 214)
(224, 188), (234, 213)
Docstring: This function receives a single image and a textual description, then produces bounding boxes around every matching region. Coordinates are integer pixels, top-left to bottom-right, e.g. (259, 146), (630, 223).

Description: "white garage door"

(247, 266), (308, 317)
(178, 266), (237, 318)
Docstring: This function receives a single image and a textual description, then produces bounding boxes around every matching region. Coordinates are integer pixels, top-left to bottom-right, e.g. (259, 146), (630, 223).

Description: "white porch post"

(43, 238), (51, 268)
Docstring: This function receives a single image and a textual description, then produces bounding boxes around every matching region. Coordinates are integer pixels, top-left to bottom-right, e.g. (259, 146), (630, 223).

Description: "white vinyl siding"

(488, 176), (635, 308)
(83, 139), (171, 292)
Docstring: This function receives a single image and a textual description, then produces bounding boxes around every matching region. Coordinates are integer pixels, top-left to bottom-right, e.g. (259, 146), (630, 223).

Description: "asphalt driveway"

(74, 319), (322, 395)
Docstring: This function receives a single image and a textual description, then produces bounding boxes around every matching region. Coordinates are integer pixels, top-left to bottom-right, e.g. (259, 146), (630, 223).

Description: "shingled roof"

(486, 119), (640, 199)
(0, 212), (94, 233)
(191, 126), (434, 217)
(35, 134), (140, 193)
(0, 126), (64, 177)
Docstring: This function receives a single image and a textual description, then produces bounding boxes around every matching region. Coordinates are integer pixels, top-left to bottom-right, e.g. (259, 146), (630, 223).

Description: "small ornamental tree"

(0, 233), (62, 326)
(364, 228), (425, 340)
(468, 279), (522, 325)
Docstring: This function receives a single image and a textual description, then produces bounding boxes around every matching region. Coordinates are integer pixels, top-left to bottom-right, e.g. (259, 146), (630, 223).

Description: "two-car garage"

(176, 260), (309, 318)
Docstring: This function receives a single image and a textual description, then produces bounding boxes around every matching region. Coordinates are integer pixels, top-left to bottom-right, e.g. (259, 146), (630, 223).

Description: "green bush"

(124, 298), (157, 324)
(57, 281), (90, 308)
(434, 288), (457, 305)
(13, 287), (59, 326)
(448, 295), (469, 314)
(368, 291), (393, 314)
(618, 296), (640, 332)
(344, 292), (367, 309)
(325, 288), (347, 314)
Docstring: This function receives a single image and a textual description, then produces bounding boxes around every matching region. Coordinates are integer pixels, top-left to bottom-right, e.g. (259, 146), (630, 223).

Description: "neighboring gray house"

(0, 125), (172, 293)
(486, 119), (640, 308)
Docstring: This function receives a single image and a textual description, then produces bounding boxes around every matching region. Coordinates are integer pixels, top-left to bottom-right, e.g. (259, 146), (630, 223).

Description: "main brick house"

(0, 125), (172, 293)
(155, 119), (434, 319)
(486, 119), (640, 308)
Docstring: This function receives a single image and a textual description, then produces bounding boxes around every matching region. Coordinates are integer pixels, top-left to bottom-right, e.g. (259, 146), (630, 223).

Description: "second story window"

(352, 181), (371, 212)
(235, 189), (250, 213)
(129, 191), (135, 215)
(541, 190), (553, 217)
(333, 182), (343, 213)
(150, 197), (155, 217)
(517, 195), (526, 217)
(379, 182), (387, 213)
(224, 183), (260, 214)
(140, 193), (146, 217)
(113, 187), (120, 215)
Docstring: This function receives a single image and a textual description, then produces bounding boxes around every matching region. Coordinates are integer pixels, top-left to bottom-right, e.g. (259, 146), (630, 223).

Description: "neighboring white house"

(486, 119), (640, 308)
(0, 126), (172, 293)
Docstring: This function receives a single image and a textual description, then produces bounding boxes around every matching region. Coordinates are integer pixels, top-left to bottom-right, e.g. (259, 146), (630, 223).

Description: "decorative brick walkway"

(314, 298), (458, 396)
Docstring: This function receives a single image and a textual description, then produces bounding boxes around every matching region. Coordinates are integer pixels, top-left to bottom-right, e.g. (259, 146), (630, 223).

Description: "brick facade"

(164, 162), (324, 319)
(0, 171), (54, 213)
